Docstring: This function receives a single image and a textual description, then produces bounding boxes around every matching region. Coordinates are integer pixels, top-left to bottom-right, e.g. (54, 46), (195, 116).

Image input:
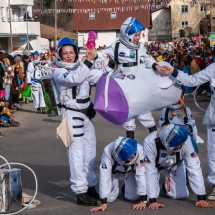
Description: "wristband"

(139, 195), (147, 202)
(101, 198), (107, 204)
(172, 69), (178, 78)
(149, 198), (157, 204)
(152, 63), (158, 70)
(197, 195), (206, 201)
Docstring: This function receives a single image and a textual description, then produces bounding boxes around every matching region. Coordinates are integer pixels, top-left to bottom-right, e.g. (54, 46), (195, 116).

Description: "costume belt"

(31, 78), (40, 83)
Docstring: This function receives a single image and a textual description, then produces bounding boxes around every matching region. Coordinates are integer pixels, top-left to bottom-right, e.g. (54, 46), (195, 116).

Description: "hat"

(112, 137), (139, 166)
(33, 51), (40, 56)
(14, 56), (22, 63)
(57, 37), (77, 50)
(56, 37), (78, 62)
(156, 55), (164, 62)
(159, 124), (189, 152)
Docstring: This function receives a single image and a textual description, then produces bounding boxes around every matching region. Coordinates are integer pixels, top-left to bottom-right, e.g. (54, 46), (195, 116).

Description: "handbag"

(57, 116), (74, 147)
(56, 90), (74, 147)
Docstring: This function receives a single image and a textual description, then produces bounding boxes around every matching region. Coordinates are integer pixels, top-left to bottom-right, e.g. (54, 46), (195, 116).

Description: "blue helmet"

(112, 137), (139, 166)
(56, 37), (78, 62)
(33, 51), (40, 56)
(159, 124), (189, 152)
(57, 37), (77, 50)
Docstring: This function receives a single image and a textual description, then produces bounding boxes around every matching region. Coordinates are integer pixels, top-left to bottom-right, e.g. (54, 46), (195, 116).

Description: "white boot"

(208, 187), (215, 200)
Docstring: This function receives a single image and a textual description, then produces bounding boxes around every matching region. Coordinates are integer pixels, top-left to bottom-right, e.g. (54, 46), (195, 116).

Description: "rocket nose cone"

(94, 76), (129, 125)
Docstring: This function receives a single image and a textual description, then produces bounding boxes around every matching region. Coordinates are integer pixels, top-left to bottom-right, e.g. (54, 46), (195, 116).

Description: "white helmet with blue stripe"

(159, 124), (189, 152)
(112, 137), (139, 166)
(120, 17), (144, 49)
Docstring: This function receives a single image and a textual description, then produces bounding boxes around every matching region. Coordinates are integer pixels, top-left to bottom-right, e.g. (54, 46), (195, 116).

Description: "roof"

(40, 24), (77, 40)
(72, 2), (151, 31)
(151, 6), (170, 13)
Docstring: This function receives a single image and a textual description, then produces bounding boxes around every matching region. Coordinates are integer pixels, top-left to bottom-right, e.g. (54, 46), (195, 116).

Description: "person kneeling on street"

(142, 124), (209, 209)
(90, 137), (147, 212)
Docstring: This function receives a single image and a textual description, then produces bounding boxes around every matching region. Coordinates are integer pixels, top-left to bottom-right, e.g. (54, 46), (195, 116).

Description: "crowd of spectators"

(145, 37), (214, 96)
(0, 50), (56, 135)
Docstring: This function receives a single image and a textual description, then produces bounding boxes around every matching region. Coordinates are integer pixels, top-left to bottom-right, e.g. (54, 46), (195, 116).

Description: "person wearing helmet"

(156, 61), (215, 200)
(142, 124), (209, 209)
(27, 50), (46, 114)
(52, 37), (104, 206)
(95, 17), (163, 139)
(90, 137), (147, 212)
(158, 94), (201, 144)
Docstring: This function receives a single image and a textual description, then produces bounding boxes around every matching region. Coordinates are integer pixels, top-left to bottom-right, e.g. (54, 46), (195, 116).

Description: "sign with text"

(20, 37), (27, 41)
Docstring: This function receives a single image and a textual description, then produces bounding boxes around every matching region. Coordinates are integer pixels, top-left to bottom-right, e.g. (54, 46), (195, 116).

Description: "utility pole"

(55, 0), (57, 50)
(25, 9), (29, 55)
(8, 0), (13, 52)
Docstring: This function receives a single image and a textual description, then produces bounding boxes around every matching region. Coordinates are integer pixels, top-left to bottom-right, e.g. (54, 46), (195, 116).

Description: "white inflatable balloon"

(94, 61), (182, 125)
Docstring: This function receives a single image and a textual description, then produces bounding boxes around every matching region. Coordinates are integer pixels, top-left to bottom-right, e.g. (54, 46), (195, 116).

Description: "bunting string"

(33, 4), (169, 14)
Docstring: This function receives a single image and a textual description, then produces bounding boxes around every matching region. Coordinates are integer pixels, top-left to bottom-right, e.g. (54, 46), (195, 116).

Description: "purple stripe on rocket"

(94, 75), (129, 125)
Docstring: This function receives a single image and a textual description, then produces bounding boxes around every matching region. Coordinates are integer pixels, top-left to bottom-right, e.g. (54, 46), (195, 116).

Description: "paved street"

(0, 89), (214, 215)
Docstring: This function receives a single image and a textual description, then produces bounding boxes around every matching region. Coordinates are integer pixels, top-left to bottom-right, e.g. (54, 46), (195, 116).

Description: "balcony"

(10, 0), (34, 6)
(0, 21), (40, 37)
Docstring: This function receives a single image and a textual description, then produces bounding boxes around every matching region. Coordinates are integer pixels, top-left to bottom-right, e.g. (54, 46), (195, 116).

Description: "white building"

(0, 0), (41, 53)
(149, 7), (171, 41)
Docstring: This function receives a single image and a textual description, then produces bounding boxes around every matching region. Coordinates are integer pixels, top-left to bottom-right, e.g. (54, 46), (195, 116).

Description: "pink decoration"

(86, 31), (97, 49)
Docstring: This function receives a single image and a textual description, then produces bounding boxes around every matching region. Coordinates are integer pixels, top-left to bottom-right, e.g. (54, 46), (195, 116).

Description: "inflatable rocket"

(94, 61), (182, 125)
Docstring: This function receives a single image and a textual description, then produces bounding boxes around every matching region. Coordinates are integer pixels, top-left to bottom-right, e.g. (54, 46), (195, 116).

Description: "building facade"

(169, 0), (210, 38)
(72, 2), (151, 48)
(149, 7), (171, 41)
(0, 0), (41, 53)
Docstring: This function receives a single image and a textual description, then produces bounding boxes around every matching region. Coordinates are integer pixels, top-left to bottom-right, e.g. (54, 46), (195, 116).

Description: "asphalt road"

(0, 89), (214, 215)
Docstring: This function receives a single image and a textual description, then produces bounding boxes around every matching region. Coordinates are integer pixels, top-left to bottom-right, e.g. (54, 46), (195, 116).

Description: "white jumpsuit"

(27, 62), (46, 109)
(99, 141), (147, 202)
(142, 132), (206, 202)
(96, 41), (156, 131)
(158, 106), (198, 142)
(173, 63), (215, 185)
(52, 60), (103, 194)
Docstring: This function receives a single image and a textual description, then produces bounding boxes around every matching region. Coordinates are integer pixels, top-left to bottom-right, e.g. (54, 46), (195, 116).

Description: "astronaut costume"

(99, 137), (147, 204)
(52, 37), (104, 205)
(142, 124), (206, 205)
(95, 17), (157, 138)
(169, 63), (215, 199)
(27, 51), (46, 113)
(158, 102), (198, 143)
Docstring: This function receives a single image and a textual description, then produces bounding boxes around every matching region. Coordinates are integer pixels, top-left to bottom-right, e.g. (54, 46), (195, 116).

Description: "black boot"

(87, 186), (100, 199)
(126, 131), (134, 139)
(37, 108), (41, 114)
(148, 125), (157, 133)
(77, 192), (97, 206)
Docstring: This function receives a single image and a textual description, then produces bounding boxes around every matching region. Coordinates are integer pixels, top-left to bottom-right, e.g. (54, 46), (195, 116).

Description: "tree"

(179, 29), (185, 38)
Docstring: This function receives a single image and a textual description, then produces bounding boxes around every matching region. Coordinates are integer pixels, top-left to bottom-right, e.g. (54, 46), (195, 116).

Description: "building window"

(110, 12), (116, 18)
(181, 5), (188, 13)
(1, 7), (5, 22)
(89, 12), (95, 19)
(6, 7), (9, 21)
(199, 4), (205, 12)
(181, 21), (189, 29)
